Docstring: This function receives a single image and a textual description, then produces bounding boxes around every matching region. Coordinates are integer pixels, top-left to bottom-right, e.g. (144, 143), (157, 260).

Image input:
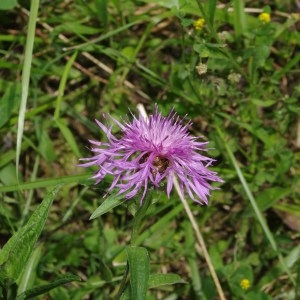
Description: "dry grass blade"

(173, 177), (226, 300)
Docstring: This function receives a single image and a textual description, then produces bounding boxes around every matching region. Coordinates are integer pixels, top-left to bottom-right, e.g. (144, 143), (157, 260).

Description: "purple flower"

(80, 105), (222, 204)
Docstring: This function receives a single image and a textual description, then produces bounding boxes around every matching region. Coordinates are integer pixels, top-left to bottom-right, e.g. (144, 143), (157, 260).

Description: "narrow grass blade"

(55, 118), (81, 158)
(95, 0), (108, 27)
(206, 0), (217, 25)
(0, 173), (90, 193)
(63, 19), (143, 51)
(273, 53), (300, 81)
(16, 274), (81, 300)
(233, 0), (247, 37)
(185, 221), (202, 298)
(54, 51), (78, 119)
(16, 0), (40, 178)
(216, 125), (295, 286)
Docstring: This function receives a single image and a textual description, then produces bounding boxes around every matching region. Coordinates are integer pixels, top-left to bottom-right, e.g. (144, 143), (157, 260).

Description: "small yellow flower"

(193, 18), (205, 30)
(240, 278), (251, 290)
(259, 12), (271, 23)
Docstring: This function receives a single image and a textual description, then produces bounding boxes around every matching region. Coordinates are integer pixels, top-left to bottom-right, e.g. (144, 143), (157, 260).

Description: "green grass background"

(0, 0), (300, 299)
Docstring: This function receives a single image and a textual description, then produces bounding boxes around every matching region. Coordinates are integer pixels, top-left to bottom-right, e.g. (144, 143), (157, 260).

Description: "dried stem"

(137, 103), (226, 299)
(173, 177), (226, 300)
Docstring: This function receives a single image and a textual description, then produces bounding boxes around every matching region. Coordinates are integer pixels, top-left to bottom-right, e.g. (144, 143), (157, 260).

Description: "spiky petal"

(80, 105), (223, 204)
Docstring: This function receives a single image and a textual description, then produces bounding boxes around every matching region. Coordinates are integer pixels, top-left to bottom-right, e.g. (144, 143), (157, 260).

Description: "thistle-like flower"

(80, 106), (222, 204)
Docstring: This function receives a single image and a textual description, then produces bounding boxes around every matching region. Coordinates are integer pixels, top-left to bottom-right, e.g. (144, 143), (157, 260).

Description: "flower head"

(196, 63), (208, 75)
(240, 278), (251, 290)
(80, 105), (222, 204)
(193, 18), (205, 31)
(258, 12), (271, 23)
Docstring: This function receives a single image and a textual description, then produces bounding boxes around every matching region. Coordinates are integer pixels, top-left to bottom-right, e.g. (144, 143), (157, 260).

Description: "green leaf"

(89, 191), (126, 219)
(0, 163), (18, 186)
(127, 246), (150, 300)
(251, 98), (276, 107)
(16, 274), (81, 300)
(245, 291), (273, 300)
(194, 43), (227, 59)
(148, 273), (185, 288)
(255, 187), (291, 212)
(0, 185), (61, 281)
(193, 44), (210, 58)
(17, 244), (43, 295)
(120, 273), (184, 299)
(226, 264), (253, 297)
(252, 44), (270, 68)
(0, 0), (17, 10)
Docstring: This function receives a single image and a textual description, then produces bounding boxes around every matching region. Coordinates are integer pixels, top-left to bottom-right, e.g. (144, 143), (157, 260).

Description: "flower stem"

(116, 191), (153, 299)
(131, 191), (153, 246)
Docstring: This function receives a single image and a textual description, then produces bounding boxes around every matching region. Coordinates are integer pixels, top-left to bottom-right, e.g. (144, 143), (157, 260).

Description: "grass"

(0, 0), (300, 299)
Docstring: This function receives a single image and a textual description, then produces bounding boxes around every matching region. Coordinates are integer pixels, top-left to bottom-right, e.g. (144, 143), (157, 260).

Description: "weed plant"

(0, 0), (300, 299)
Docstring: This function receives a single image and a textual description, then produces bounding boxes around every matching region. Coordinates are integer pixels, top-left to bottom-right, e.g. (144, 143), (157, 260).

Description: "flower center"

(139, 154), (170, 178)
(152, 156), (170, 175)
